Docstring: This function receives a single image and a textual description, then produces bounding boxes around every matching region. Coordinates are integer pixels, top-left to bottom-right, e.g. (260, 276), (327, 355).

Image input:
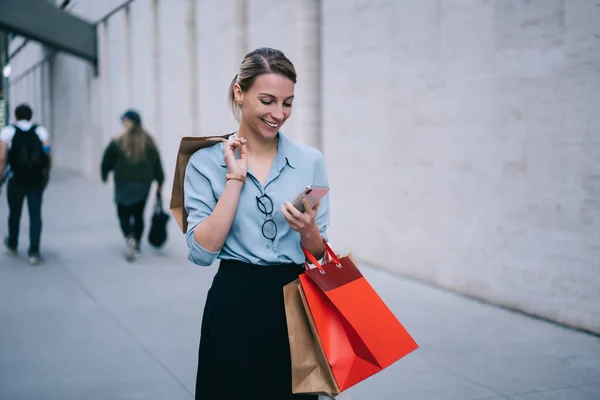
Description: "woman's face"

(122, 118), (135, 131)
(237, 73), (295, 140)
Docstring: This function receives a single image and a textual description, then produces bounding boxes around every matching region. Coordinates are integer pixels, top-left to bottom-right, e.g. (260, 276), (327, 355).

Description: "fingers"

(223, 138), (247, 161)
(282, 201), (306, 221)
(230, 137), (247, 148)
(301, 198), (321, 217)
(238, 142), (248, 161)
(281, 206), (302, 230)
(225, 138), (245, 153)
(223, 140), (233, 159)
(302, 198), (320, 213)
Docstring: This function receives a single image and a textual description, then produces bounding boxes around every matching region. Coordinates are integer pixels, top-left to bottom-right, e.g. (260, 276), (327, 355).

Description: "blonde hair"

(117, 125), (156, 162)
(228, 47), (297, 122)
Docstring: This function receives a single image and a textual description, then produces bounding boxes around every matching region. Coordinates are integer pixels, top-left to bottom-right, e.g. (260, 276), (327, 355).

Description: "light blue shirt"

(184, 132), (329, 266)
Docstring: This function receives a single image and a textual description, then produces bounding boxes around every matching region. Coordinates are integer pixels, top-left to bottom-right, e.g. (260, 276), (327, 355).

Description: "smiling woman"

(183, 47), (330, 400)
(235, 73), (295, 147)
(228, 47), (297, 125)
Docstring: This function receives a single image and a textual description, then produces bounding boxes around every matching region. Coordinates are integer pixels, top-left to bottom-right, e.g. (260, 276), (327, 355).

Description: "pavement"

(1, 170), (599, 400)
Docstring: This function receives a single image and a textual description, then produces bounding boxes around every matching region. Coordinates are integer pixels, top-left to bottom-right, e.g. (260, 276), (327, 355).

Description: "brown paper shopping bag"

(170, 134), (230, 233)
(299, 242), (419, 393)
(283, 279), (340, 397)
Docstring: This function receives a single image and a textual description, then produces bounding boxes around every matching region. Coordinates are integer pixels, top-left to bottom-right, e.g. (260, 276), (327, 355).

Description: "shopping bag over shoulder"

(283, 279), (340, 397)
(170, 134), (230, 233)
(299, 242), (419, 392)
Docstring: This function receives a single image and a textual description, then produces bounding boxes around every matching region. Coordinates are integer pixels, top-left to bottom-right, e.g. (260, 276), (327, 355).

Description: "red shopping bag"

(299, 242), (419, 392)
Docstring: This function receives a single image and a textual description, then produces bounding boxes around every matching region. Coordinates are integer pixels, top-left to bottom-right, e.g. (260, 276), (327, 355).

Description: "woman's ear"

(233, 83), (243, 104)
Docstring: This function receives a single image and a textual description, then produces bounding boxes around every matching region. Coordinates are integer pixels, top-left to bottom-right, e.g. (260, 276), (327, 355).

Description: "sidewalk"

(1, 170), (599, 400)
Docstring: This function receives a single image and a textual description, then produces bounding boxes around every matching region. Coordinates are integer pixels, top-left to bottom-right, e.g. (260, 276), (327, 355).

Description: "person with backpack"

(0, 103), (52, 265)
(101, 109), (165, 262)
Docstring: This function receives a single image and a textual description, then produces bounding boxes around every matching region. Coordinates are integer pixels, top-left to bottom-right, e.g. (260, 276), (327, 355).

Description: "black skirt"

(195, 259), (318, 400)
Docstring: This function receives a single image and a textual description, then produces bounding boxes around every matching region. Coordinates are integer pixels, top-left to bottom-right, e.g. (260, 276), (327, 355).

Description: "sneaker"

(3, 238), (17, 257)
(125, 237), (137, 262)
(28, 252), (43, 266)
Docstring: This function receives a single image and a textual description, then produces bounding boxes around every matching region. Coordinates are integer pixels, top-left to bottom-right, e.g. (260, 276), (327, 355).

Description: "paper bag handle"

(302, 240), (341, 273)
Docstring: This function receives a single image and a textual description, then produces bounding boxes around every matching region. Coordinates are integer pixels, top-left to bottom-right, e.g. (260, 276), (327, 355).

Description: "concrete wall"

(7, 0), (600, 334)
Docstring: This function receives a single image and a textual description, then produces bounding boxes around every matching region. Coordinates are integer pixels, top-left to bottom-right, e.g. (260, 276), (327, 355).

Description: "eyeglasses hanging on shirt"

(256, 193), (277, 241)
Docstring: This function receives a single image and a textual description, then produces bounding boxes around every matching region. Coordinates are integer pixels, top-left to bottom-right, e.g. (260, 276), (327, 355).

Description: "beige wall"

(7, 0), (600, 334)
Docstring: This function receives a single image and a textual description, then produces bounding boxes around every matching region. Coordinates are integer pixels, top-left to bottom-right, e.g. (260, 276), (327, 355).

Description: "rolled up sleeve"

(313, 151), (330, 242)
(184, 155), (221, 266)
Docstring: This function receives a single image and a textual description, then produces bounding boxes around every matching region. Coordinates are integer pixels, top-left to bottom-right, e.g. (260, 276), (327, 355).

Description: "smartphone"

(292, 186), (330, 213)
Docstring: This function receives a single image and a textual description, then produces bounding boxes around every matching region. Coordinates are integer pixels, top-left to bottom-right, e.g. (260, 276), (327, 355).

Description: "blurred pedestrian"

(0, 103), (52, 265)
(101, 109), (164, 261)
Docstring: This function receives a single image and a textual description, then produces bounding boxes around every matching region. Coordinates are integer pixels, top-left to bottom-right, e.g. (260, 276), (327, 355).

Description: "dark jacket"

(101, 136), (165, 186)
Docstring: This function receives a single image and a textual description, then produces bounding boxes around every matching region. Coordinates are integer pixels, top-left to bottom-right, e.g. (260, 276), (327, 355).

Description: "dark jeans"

(117, 201), (147, 246)
(6, 179), (45, 255)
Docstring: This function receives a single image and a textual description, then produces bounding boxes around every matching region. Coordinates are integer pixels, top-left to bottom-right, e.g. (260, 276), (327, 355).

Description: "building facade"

(6, 0), (600, 333)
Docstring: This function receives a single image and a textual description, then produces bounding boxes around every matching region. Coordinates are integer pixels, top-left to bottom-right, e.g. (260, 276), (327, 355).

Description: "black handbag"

(148, 192), (169, 248)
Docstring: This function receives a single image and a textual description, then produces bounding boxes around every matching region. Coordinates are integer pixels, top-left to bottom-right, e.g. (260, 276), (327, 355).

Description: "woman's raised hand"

(223, 137), (248, 176)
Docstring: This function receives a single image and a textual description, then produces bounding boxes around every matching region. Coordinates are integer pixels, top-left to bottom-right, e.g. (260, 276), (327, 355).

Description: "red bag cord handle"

(302, 240), (341, 271)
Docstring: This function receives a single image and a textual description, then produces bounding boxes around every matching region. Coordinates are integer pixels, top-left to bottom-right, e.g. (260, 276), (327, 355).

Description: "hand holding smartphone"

(291, 186), (330, 213)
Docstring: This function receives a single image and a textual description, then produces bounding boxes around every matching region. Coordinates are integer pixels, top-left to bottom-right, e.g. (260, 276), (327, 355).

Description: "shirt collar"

(15, 120), (33, 129)
(219, 132), (299, 170)
(276, 132), (298, 170)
